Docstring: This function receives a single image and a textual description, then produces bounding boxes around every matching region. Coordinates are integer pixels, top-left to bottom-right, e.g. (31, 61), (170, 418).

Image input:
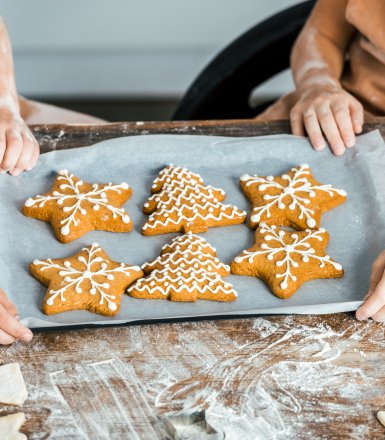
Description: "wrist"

(296, 70), (341, 95)
(0, 92), (20, 115)
(299, 81), (342, 99)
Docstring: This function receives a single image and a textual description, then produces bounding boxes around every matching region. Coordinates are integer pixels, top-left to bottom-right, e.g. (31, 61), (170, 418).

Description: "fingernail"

(10, 168), (22, 176)
(15, 315), (20, 321)
(355, 123), (363, 133)
(346, 139), (355, 148)
(335, 148), (345, 156)
(0, 169), (5, 174)
(356, 309), (367, 321)
(314, 143), (325, 151)
(22, 331), (33, 341)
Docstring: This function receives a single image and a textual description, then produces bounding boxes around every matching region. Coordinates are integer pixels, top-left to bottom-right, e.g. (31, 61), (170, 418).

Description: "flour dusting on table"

(1, 315), (384, 439)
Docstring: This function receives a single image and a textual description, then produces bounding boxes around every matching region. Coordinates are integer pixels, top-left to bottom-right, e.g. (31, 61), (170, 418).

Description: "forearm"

(291, 0), (355, 94)
(291, 30), (345, 93)
(0, 17), (19, 113)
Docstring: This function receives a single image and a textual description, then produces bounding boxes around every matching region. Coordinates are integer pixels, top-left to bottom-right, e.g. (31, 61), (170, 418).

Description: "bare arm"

(290, 0), (364, 155)
(0, 17), (19, 113)
(0, 18), (35, 344)
(0, 17), (39, 175)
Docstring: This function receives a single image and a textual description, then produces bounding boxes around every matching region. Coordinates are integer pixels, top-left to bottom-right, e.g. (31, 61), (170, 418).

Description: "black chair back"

(173, 1), (315, 120)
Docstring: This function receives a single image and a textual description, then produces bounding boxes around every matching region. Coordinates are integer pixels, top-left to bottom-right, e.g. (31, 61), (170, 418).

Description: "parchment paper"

(1, 131), (384, 329)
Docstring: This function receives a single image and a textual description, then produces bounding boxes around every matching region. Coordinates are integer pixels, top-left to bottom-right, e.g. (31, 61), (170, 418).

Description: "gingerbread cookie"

(142, 165), (246, 235)
(231, 223), (343, 299)
(127, 232), (238, 301)
(240, 164), (347, 230)
(23, 170), (133, 243)
(30, 243), (143, 316)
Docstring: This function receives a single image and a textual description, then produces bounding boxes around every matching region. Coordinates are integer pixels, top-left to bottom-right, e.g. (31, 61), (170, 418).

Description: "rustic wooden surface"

(29, 119), (385, 153)
(1, 120), (385, 440)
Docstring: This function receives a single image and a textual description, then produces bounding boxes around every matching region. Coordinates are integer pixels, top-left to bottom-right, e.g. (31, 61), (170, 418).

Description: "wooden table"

(1, 120), (384, 440)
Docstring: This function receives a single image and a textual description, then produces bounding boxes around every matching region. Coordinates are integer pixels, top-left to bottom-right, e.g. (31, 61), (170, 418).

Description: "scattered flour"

(3, 316), (383, 439)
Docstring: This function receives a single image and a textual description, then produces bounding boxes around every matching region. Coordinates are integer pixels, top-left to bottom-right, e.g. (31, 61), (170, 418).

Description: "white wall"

(0, 0), (298, 98)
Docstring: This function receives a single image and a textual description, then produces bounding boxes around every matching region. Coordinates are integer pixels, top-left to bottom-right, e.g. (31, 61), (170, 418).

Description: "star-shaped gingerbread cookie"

(30, 243), (143, 316)
(231, 223), (343, 299)
(240, 164), (347, 230)
(23, 170), (133, 243)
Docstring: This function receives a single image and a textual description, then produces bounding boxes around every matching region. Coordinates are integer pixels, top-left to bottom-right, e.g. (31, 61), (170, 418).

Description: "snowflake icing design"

(33, 243), (141, 311)
(241, 164), (346, 228)
(234, 223), (342, 290)
(25, 170), (131, 236)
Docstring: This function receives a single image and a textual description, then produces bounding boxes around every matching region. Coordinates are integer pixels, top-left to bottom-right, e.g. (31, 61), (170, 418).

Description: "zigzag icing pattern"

(127, 232), (237, 301)
(142, 165), (246, 234)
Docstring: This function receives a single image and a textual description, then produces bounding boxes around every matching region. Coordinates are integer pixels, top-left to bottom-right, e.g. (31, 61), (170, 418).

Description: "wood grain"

(30, 119), (385, 153)
(1, 120), (384, 439)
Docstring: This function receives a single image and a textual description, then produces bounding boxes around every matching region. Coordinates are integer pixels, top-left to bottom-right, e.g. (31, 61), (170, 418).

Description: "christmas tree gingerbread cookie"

(127, 232), (238, 301)
(240, 164), (347, 230)
(231, 223), (343, 299)
(30, 243), (143, 316)
(142, 165), (246, 235)
(23, 170), (133, 243)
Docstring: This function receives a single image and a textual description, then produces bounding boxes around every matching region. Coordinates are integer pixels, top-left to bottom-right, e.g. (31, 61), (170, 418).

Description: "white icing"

(143, 165), (246, 231)
(242, 164), (346, 227)
(128, 233), (237, 299)
(143, 232), (230, 274)
(234, 223), (342, 290)
(24, 170), (131, 236)
(33, 243), (141, 310)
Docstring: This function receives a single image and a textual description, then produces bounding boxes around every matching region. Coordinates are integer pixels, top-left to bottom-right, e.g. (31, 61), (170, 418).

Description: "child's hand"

(290, 85), (364, 156)
(356, 250), (385, 322)
(0, 288), (33, 344)
(0, 107), (40, 176)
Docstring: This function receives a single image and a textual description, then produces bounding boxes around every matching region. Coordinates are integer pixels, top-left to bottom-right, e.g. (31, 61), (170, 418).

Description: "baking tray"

(1, 131), (384, 330)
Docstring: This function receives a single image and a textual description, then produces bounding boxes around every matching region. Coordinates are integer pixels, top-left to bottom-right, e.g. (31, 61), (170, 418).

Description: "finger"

(0, 304), (33, 341)
(349, 99), (364, 134)
(10, 133), (35, 176)
(1, 130), (23, 172)
(0, 329), (16, 345)
(356, 275), (385, 320)
(360, 251), (385, 296)
(356, 254), (385, 317)
(26, 141), (40, 171)
(0, 289), (18, 317)
(302, 108), (326, 151)
(371, 304), (385, 322)
(331, 103), (356, 148)
(290, 110), (305, 137)
(0, 131), (6, 172)
(316, 104), (346, 155)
